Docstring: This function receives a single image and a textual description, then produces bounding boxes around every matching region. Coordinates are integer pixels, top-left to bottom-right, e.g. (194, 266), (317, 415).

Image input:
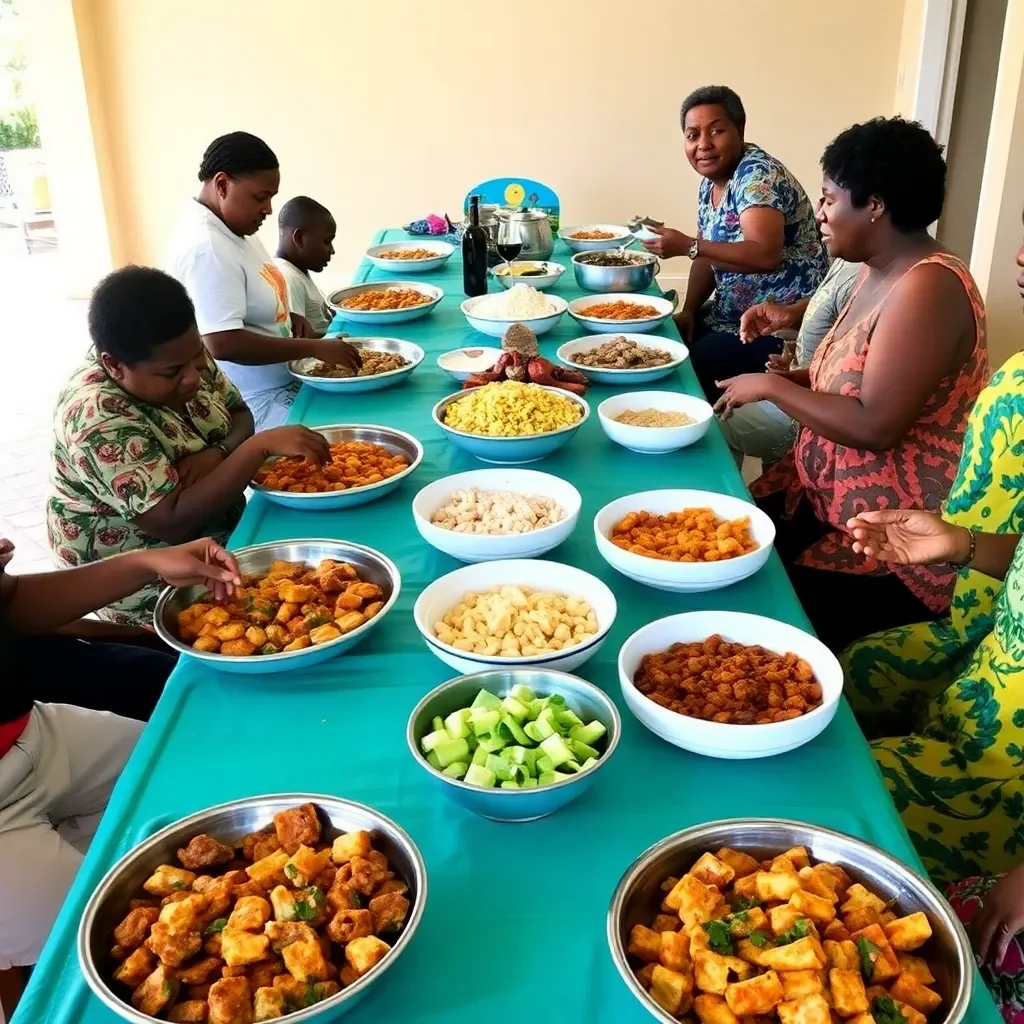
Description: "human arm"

(135, 426), (330, 544)
(845, 510), (1020, 580)
(972, 864), (1024, 967)
(739, 298), (810, 342)
(641, 208), (784, 272)
(0, 539), (241, 634)
(203, 329), (358, 368)
(716, 264), (974, 449)
(175, 397), (255, 489)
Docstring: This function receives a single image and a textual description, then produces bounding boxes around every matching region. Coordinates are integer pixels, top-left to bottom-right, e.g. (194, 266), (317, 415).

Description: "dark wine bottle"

(462, 195), (488, 297)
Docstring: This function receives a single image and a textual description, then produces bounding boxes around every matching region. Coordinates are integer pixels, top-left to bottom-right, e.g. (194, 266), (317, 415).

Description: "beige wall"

(893, 0), (926, 117)
(972, 0), (1024, 368)
(67, 0), (906, 292)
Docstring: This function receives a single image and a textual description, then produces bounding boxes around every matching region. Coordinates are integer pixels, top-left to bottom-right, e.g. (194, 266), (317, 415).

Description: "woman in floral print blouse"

(46, 266), (330, 626)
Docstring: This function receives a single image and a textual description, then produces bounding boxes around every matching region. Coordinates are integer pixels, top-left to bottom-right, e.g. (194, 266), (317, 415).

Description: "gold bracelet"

(958, 528), (976, 567)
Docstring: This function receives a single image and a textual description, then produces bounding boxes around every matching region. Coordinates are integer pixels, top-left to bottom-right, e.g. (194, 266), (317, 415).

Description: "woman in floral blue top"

(643, 85), (827, 401)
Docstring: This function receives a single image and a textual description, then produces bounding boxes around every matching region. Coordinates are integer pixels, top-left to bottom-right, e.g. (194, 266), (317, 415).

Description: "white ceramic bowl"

(560, 225), (634, 253)
(287, 338), (424, 394)
(593, 488), (775, 592)
(493, 261), (565, 290)
(556, 334), (688, 386)
(413, 559), (617, 675)
(437, 346), (504, 382)
(618, 610), (843, 759)
(567, 293), (674, 334)
(366, 241), (454, 273)
(597, 392), (714, 454)
(412, 469), (581, 563)
(433, 386), (589, 465)
(328, 281), (443, 325)
(461, 293), (568, 337)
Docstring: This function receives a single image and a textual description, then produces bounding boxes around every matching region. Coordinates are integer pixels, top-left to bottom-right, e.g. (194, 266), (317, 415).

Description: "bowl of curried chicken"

(78, 795), (426, 1023)
(153, 540), (401, 674)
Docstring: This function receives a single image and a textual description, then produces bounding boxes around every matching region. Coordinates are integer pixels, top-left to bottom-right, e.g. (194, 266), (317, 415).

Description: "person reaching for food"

(46, 266), (330, 626)
(641, 84), (827, 401)
(165, 132), (358, 428)
(0, 538), (239, 993)
(273, 195), (339, 337)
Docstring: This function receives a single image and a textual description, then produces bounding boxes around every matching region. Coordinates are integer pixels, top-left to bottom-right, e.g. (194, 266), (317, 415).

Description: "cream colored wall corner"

(60, 0), (905, 293)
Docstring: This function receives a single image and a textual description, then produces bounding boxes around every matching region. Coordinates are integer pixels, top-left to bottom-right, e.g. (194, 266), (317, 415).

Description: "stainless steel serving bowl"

(78, 794), (426, 1024)
(571, 250), (660, 293)
(406, 668), (621, 822)
(250, 424), (424, 510)
(608, 819), (973, 1024)
(153, 538), (400, 674)
(287, 338), (425, 394)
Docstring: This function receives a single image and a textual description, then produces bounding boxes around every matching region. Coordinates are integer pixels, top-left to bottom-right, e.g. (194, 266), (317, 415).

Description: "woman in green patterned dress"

(46, 267), (329, 626)
(839, 236), (1024, 885)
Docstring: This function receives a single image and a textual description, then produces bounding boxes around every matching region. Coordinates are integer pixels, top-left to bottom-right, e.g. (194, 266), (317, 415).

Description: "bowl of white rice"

(461, 285), (568, 337)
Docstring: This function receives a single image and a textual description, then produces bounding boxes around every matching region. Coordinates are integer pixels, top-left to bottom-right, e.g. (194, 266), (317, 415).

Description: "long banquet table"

(16, 230), (998, 1024)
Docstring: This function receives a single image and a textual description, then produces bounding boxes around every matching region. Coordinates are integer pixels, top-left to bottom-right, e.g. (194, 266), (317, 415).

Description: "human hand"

(640, 225), (693, 259)
(253, 425), (331, 465)
(144, 539), (241, 601)
(739, 302), (799, 343)
(713, 373), (775, 419)
(973, 865), (1024, 967)
(767, 342), (797, 374)
(291, 312), (316, 339)
(175, 448), (225, 489)
(310, 336), (361, 371)
(0, 538), (14, 570)
(846, 510), (970, 566)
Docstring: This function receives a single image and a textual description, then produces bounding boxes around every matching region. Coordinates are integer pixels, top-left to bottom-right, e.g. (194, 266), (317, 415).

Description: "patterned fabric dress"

(46, 354), (246, 626)
(842, 353), (1024, 884)
(753, 253), (989, 615)
(698, 143), (828, 333)
(945, 875), (1024, 1024)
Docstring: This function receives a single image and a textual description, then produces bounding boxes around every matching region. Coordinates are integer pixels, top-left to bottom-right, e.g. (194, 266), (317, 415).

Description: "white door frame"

(913, 0), (968, 148)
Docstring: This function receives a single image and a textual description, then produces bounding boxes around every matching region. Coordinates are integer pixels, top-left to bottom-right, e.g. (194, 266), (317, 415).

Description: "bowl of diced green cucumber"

(406, 668), (620, 822)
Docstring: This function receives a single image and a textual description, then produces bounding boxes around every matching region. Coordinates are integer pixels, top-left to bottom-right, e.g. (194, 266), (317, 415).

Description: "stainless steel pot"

(572, 250), (660, 293)
(496, 208), (554, 261)
(608, 818), (973, 1024)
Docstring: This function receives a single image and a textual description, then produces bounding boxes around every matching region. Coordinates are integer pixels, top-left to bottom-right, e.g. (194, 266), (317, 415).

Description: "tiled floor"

(0, 225), (89, 575)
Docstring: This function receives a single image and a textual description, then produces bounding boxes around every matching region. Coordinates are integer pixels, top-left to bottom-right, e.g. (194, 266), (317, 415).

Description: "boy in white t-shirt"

(273, 197), (337, 336)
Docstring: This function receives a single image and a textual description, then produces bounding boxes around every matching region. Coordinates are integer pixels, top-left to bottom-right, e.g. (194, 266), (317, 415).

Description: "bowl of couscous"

(431, 382), (590, 465)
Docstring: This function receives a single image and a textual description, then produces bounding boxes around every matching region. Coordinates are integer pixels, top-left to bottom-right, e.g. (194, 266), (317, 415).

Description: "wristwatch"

(687, 238), (700, 260)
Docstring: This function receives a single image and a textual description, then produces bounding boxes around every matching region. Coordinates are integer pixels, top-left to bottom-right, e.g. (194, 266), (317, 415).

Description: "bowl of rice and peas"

(460, 284), (568, 337)
(432, 381), (589, 465)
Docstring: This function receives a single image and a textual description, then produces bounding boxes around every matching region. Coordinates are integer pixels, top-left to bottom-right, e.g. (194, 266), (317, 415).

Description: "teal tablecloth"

(15, 231), (998, 1024)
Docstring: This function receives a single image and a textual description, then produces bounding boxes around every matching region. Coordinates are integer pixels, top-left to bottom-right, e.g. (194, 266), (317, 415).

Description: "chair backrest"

(464, 177), (560, 232)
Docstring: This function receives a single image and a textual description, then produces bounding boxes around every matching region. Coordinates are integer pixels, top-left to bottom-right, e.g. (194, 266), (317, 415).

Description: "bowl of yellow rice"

(431, 381), (590, 464)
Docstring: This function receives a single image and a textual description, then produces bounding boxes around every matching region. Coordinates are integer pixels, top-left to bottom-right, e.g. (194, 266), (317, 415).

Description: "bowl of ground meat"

(556, 334), (689, 386)
(288, 339), (424, 394)
(617, 610), (843, 759)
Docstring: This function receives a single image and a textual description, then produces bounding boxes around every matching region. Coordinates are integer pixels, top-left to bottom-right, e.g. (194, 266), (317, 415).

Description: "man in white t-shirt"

(273, 196), (337, 337)
(165, 131), (358, 428)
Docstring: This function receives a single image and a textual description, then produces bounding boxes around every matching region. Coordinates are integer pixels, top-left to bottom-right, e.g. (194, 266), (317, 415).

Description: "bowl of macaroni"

(412, 468), (582, 563)
(412, 559), (617, 674)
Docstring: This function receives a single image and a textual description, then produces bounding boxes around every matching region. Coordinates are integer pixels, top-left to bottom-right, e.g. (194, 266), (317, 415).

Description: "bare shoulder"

(884, 259), (976, 329)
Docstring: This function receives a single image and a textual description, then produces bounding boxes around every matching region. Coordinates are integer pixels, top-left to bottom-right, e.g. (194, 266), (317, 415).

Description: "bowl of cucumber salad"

(406, 668), (620, 823)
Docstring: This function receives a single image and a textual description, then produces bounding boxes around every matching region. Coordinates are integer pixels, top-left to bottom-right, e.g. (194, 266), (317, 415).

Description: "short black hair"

(821, 117), (946, 232)
(279, 195), (333, 232)
(680, 85), (746, 133)
(89, 266), (196, 365)
(198, 131), (279, 182)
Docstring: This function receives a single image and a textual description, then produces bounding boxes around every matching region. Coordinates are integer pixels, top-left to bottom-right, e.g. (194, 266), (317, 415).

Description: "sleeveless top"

(753, 253), (989, 613)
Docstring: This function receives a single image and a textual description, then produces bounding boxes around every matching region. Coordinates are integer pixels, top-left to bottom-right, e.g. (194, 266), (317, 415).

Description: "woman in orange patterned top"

(714, 117), (988, 652)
